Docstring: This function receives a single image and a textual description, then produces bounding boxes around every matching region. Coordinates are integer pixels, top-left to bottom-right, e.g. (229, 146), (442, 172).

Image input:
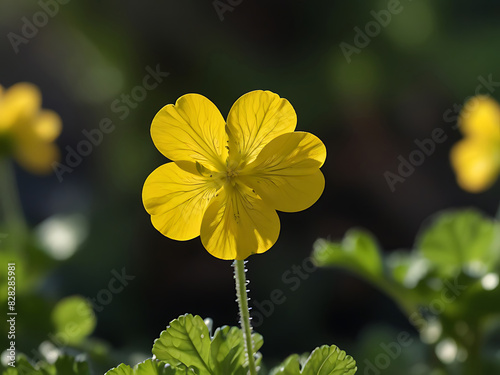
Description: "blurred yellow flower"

(0, 82), (61, 174)
(143, 90), (326, 260)
(451, 96), (500, 193)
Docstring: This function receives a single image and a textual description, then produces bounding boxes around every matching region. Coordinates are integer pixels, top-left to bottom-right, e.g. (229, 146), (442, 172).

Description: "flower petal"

(143, 162), (222, 241)
(226, 90), (296, 165)
(200, 183), (280, 260)
(14, 136), (59, 174)
(243, 131), (326, 175)
(0, 82), (41, 132)
(11, 110), (61, 174)
(450, 138), (500, 193)
(239, 131), (326, 212)
(241, 170), (325, 213)
(151, 94), (227, 170)
(33, 110), (62, 142)
(460, 96), (500, 140)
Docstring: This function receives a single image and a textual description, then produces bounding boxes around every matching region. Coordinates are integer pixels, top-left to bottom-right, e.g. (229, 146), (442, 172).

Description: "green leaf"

(105, 359), (196, 375)
(105, 363), (133, 375)
(153, 314), (263, 375)
(313, 229), (383, 280)
(270, 345), (357, 375)
(210, 326), (264, 375)
(51, 296), (96, 346)
(55, 355), (90, 375)
(9, 356), (38, 375)
(153, 314), (211, 371)
(136, 359), (189, 375)
(1, 355), (91, 375)
(386, 250), (431, 288)
(39, 355), (90, 375)
(417, 209), (498, 276)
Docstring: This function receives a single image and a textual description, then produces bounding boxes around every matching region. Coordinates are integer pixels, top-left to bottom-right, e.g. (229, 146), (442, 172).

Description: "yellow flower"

(0, 82), (61, 174)
(450, 95), (500, 193)
(142, 90), (326, 260)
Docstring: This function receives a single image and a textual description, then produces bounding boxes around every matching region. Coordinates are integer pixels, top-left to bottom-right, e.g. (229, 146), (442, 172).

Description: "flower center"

(226, 167), (239, 185)
(227, 169), (238, 178)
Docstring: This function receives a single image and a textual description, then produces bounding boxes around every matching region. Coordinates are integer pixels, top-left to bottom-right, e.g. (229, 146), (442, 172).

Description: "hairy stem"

(234, 259), (258, 375)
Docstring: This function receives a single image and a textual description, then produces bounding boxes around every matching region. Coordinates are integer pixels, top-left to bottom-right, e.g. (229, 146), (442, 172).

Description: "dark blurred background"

(1, 0), (500, 368)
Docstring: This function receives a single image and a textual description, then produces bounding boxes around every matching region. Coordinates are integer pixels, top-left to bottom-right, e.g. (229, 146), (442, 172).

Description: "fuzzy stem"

(234, 259), (258, 375)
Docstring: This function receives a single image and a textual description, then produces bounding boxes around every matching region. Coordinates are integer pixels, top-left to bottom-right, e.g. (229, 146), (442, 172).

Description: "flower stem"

(0, 158), (27, 252)
(233, 259), (258, 375)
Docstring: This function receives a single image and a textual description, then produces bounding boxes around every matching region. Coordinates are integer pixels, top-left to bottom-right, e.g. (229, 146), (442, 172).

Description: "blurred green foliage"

(313, 209), (500, 373)
(51, 296), (96, 346)
(2, 1), (500, 374)
(1, 354), (90, 375)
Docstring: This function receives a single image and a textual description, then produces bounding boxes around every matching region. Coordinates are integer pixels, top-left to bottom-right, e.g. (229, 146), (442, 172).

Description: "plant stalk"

(234, 259), (258, 375)
(0, 159), (27, 252)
